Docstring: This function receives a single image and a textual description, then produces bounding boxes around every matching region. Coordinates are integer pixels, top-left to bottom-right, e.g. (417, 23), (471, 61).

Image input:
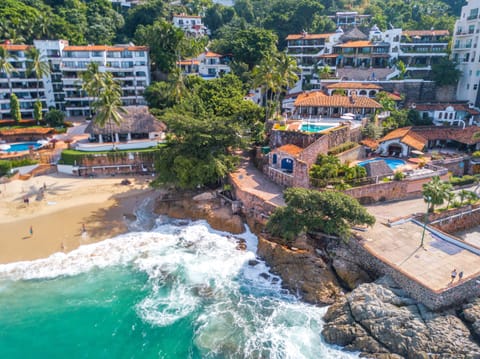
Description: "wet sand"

(0, 174), (156, 264)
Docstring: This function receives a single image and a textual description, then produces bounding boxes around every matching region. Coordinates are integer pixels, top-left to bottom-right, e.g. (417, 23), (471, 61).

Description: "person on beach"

(82, 223), (86, 233)
(459, 271), (464, 281)
(29, 225), (33, 236)
(451, 269), (457, 283)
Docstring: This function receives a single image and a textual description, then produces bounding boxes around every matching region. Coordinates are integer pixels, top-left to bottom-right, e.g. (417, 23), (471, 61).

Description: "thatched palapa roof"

(86, 106), (166, 135)
(363, 160), (393, 178)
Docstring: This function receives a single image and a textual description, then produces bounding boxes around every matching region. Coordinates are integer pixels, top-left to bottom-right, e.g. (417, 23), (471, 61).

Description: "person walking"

(459, 271), (464, 281)
(451, 269), (457, 283)
(29, 225), (33, 236)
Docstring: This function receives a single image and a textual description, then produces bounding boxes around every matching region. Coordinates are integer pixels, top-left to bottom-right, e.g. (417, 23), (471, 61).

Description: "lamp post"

(420, 196), (431, 248)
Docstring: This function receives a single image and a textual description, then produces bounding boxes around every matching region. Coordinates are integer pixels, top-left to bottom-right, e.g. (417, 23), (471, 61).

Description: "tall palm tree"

(26, 47), (51, 101)
(92, 72), (126, 144)
(0, 47), (17, 96)
(252, 53), (277, 121)
(422, 176), (453, 212)
(80, 62), (104, 117)
(167, 67), (187, 105)
(274, 52), (299, 115)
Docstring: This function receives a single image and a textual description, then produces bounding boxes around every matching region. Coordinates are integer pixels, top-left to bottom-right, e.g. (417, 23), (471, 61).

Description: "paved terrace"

(363, 195), (480, 292)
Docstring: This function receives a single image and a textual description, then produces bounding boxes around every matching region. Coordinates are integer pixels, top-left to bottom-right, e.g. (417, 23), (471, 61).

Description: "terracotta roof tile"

(286, 33), (334, 40)
(294, 91), (381, 109)
(379, 127), (427, 151)
(326, 82), (382, 90)
(0, 127), (55, 135)
(414, 103), (480, 115)
(63, 45), (148, 52)
(360, 138), (379, 149)
(173, 14), (202, 18)
(0, 44), (31, 51)
(276, 144), (303, 156)
(336, 41), (373, 48)
(412, 126), (480, 145)
(177, 59), (199, 65)
(203, 51), (222, 58)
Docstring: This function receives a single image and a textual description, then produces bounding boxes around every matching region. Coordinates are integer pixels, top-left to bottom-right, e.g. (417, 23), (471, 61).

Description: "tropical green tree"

(431, 58), (462, 86)
(266, 188), (375, 243)
(252, 53), (277, 120)
(80, 62), (104, 117)
(0, 47), (17, 95)
(26, 47), (51, 101)
(92, 72), (126, 143)
(274, 51), (299, 114)
(10, 93), (21, 122)
(33, 100), (42, 124)
(45, 108), (65, 127)
(422, 176), (453, 212)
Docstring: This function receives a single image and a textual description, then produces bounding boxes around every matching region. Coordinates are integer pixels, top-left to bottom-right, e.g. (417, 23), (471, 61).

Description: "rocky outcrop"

(154, 191), (244, 234)
(322, 277), (480, 358)
(462, 298), (480, 339)
(257, 235), (342, 305)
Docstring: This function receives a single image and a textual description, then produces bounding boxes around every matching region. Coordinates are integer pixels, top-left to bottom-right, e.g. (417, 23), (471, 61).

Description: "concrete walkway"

(230, 158), (285, 208)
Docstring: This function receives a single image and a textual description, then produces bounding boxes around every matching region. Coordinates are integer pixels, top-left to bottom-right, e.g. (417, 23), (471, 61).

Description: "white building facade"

(453, 0), (480, 107)
(172, 14), (208, 37)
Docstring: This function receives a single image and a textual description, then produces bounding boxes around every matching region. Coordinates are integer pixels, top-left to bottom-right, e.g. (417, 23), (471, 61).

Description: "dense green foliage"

(33, 100), (42, 123)
(0, 158), (38, 176)
(431, 58), (462, 86)
(309, 154), (367, 189)
(422, 176), (453, 212)
(10, 93), (21, 122)
(45, 108), (65, 127)
(266, 187), (375, 242)
(327, 142), (358, 156)
(59, 148), (162, 165)
(149, 73), (264, 189)
(449, 175), (479, 187)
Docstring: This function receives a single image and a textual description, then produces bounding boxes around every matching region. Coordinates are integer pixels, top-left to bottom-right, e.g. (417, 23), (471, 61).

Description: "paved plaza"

(363, 197), (480, 292)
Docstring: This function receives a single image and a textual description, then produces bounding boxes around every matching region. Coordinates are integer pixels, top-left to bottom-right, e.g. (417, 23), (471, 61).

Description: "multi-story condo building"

(0, 43), (49, 120)
(61, 44), (150, 117)
(0, 41), (150, 119)
(172, 14), (208, 37)
(177, 51), (231, 79)
(453, 0), (480, 107)
(398, 30), (450, 77)
(327, 11), (371, 29)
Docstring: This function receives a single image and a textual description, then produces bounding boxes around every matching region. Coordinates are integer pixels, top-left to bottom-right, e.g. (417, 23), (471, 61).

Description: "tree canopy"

(266, 188), (375, 242)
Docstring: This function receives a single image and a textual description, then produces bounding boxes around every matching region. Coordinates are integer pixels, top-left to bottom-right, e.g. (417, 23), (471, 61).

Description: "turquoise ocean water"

(0, 210), (358, 359)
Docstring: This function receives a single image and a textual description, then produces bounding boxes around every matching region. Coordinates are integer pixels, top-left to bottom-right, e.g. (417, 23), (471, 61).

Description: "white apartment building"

(172, 14), (208, 37)
(0, 41), (150, 119)
(177, 51), (231, 79)
(0, 43), (50, 120)
(61, 44), (150, 117)
(453, 0), (480, 107)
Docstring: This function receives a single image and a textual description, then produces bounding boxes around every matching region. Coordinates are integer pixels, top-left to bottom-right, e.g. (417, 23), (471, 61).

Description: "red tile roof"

(203, 51), (222, 58)
(294, 91), (382, 109)
(173, 14), (202, 19)
(379, 127), (427, 151)
(360, 138), (379, 149)
(402, 30), (449, 37)
(63, 45), (148, 52)
(326, 82), (382, 90)
(0, 127), (55, 135)
(276, 144), (303, 156)
(414, 103), (480, 115)
(0, 44), (31, 51)
(412, 126), (480, 145)
(177, 59), (199, 65)
(336, 41), (373, 48)
(286, 33), (334, 40)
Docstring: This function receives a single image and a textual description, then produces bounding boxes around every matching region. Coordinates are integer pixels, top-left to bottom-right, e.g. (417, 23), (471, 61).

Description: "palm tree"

(92, 72), (126, 144)
(26, 47), (51, 101)
(252, 53), (277, 121)
(0, 47), (17, 96)
(167, 67), (187, 105)
(422, 176), (453, 212)
(274, 52), (299, 115)
(458, 189), (470, 205)
(80, 62), (104, 118)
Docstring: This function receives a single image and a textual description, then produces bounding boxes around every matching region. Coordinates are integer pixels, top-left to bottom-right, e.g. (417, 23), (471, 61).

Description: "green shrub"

(0, 158), (38, 176)
(327, 142), (357, 156)
(450, 175), (478, 186)
(472, 151), (480, 158)
(394, 171), (405, 181)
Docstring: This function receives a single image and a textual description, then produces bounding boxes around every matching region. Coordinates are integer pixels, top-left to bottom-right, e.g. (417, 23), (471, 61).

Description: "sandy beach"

(0, 173), (156, 264)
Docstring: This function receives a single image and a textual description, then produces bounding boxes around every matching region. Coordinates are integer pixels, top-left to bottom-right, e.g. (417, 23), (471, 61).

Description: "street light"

(420, 196), (431, 248)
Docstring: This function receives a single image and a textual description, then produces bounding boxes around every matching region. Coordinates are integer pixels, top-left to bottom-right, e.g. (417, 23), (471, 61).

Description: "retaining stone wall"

(298, 136), (329, 166)
(429, 204), (480, 234)
(269, 130), (322, 149)
(347, 235), (480, 310)
(378, 80), (436, 103)
(431, 157), (468, 177)
(336, 145), (365, 164)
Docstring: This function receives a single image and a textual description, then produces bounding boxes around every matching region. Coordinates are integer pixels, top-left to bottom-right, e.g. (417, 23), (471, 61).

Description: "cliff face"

(256, 235), (342, 305)
(322, 277), (480, 358)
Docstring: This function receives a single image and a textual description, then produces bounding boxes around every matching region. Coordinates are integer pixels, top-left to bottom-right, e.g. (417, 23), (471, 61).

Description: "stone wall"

(347, 235), (480, 310)
(267, 167), (293, 187)
(378, 80), (437, 103)
(292, 161), (310, 188)
(435, 85), (457, 103)
(298, 136), (329, 166)
(431, 157), (468, 177)
(269, 130), (322, 149)
(77, 152), (157, 176)
(327, 126), (351, 149)
(429, 204), (480, 234)
(336, 145), (365, 164)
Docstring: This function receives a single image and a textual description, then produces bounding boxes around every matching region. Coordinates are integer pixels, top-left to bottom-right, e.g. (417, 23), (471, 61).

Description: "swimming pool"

(2, 142), (42, 153)
(357, 158), (407, 171)
(300, 124), (334, 133)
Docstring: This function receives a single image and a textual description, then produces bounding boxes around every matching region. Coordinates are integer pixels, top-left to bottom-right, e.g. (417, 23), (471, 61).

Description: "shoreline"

(0, 174), (155, 264)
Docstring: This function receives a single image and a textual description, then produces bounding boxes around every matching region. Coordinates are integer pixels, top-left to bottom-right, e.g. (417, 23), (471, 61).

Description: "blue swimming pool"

(300, 124), (334, 133)
(3, 142), (42, 153)
(357, 158), (406, 171)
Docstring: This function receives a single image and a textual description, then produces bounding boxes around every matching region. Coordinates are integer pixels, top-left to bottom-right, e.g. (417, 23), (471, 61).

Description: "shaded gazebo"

(85, 106), (166, 143)
(364, 160), (393, 179)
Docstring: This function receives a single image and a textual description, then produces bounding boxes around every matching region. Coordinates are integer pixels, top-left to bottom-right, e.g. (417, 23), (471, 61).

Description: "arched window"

(438, 112), (443, 119)
(281, 158), (294, 173)
(272, 154), (277, 165)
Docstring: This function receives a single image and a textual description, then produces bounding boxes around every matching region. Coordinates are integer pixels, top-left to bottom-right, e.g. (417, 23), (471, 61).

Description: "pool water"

(4, 142), (42, 152)
(300, 124), (334, 133)
(357, 158), (406, 171)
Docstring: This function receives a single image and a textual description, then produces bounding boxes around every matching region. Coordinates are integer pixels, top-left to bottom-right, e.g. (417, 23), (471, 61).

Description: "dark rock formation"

(322, 277), (480, 358)
(256, 235), (342, 305)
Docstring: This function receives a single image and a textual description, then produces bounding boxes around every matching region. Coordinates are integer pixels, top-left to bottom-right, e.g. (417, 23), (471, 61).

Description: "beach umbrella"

(0, 144), (10, 151)
(37, 140), (49, 145)
(340, 115), (355, 120)
(343, 113), (356, 117)
(411, 150), (424, 156)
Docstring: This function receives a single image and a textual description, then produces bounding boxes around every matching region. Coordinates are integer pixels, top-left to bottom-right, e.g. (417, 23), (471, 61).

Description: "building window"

(467, 84), (470, 90)
(475, 84), (478, 90)
(439, 112), (443, 119)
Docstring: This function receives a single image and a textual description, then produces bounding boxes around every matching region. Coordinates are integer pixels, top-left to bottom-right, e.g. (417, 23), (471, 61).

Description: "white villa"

(172, 14), (208, 37)
(177, 51), (231, 79)
(414, 103), (480, 127)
